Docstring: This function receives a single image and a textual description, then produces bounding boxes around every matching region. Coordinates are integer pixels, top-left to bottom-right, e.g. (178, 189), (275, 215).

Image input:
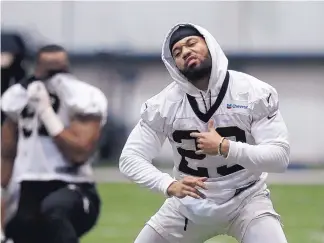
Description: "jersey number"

(172, 126), (246, 177)
(20, 94), (60, 138)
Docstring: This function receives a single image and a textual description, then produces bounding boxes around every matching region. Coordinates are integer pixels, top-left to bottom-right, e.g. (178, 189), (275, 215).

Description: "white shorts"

(146, 189), (281, 243)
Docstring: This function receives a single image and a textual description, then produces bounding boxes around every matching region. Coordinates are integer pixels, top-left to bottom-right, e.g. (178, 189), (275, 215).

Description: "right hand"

(167, 176), (208, 199)
(27, 81), (52, 114)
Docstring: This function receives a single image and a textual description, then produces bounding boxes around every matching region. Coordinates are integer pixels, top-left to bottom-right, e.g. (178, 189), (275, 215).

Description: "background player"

(1, 45), (108, 243)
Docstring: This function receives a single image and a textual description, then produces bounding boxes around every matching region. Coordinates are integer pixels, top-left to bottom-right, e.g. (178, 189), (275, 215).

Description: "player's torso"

(167, 78), (261, 188)
(14, 78), (93, 183)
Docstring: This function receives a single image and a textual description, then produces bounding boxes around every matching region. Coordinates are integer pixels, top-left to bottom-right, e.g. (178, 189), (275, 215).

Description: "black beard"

(180, 55), (212, 83)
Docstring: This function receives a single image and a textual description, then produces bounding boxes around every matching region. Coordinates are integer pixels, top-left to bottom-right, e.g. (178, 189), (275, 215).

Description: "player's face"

(171, 36), (212, 82)
(36, 51), (69, 79)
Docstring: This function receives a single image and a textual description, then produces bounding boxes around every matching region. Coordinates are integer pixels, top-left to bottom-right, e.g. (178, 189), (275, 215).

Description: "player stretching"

(1, 45), (108, 243)
(120, 24), (289, 243)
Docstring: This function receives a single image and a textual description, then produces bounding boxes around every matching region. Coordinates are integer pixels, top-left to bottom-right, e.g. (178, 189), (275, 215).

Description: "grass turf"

(82, 184), (324, 243)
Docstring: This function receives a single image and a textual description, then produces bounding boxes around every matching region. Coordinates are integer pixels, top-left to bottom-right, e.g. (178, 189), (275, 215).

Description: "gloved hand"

(27, 81), (52, 115)
(26, 81), (64, 137)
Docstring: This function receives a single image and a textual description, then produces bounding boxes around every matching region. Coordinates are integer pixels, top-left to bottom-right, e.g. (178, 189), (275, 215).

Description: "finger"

(195, 180), (208, 190)
(184, 187), (206, 199)
(183, 178), (206, 191)
(182, 177), (197, 186)
(190, 132), (204, 138)
(208, 119), (215, 132)
(184, 190), (201, 199)
(197, 138), (206, 144)
(197, 144), (203, 149)
(198, 177), (208, 182)
(195, 150), (205, 155)
(182, 184), (197, 193)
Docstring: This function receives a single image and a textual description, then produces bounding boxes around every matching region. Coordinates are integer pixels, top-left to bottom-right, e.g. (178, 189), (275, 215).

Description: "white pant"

(135, 190), (287, 243)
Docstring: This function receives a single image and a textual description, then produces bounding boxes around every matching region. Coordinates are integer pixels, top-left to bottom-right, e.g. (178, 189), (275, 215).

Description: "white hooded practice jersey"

(120, 23), (289, 223)
(1, 74), (108, 183)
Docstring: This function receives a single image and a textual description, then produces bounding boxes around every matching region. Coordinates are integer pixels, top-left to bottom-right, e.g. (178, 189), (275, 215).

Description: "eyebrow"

(172, 37), (197, 55)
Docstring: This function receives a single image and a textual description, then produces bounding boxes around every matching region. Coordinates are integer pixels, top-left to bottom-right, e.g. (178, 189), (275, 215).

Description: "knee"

(41, 198), (70, 219)
(10, 214), (40, 240)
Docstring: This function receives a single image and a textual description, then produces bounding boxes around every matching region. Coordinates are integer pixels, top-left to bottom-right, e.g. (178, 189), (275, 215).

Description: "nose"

(182, 47), (192, 60)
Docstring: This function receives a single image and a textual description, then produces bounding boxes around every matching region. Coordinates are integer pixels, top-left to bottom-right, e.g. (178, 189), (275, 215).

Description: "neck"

(191, 76), (209, 92)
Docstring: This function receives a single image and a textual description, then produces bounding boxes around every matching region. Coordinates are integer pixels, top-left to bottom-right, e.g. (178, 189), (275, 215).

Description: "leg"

(134, 225), (168, 243)
(228, 189), (287, 243)
(242, 215), (287, 243)
(40, 183), (100, 243)
(137, 198), (216, 243)
(5, 181), (43, 243)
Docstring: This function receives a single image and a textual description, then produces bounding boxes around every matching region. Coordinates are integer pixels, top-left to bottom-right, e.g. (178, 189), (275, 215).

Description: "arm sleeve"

(1, 84), (28, 122)
(52, 74), (108, 126)
(119, 120), (176, 196)
(227, 87), (290, 173)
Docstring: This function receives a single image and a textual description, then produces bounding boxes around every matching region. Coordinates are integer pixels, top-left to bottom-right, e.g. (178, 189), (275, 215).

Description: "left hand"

(27, 81), (51, 114)
(190, 120), (224, 155)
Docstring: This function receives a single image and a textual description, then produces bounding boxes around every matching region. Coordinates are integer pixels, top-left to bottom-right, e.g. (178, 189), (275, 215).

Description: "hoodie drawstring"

(199, 90), (212, 113)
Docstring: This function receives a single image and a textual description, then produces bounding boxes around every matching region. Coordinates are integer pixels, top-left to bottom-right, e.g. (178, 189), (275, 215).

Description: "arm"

(1, 118), (18, 188)
(27, 80), (106, 164)
(192, 89), (290, 173)
(53, 114), (102, 164)
(1, 118), (18, 228)
(119, 120), (176, 196)
(225, 110), (290, 172)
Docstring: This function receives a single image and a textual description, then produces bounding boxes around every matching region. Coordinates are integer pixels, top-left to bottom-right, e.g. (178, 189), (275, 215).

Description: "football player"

(120, 24), (289, 243)
(1, 45), (108, 243)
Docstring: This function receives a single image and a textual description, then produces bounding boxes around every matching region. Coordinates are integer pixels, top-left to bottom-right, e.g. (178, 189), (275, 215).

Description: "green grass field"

(82, 183), (324, 243)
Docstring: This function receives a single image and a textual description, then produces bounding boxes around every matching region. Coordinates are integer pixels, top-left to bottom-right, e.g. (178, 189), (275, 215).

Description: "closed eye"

(187, 41), (196, 47)
(186, 38), (198, 47)
(172, 47), (181, 57)
(174, 51), (181, 57)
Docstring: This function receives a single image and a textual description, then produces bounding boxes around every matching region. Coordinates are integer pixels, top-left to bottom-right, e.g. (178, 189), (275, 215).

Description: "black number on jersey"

(172, 126), (246, 177)
(173, 130), (208, 177)
(20, 94), (60, 138)
(215, 127), (245, 176)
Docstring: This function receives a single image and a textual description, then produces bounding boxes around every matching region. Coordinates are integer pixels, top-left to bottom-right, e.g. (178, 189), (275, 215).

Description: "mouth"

(185, 56), (199, 67)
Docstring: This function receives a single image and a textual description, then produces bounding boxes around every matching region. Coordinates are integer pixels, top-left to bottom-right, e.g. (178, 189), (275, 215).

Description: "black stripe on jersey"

(187, 71), (230, 123)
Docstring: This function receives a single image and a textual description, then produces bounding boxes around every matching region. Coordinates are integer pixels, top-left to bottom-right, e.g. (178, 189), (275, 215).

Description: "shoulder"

(1, 84), (28, 120)
(142, 82), (184, 111)
(229, 70), (279, 119)
(141, 82), (184, 133)
(229, 70), (277, 101)
(50, 74), (108, 122)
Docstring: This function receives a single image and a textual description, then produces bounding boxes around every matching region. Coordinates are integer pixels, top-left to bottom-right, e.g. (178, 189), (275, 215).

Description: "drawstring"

(209, 90), (211, 109)
(200, 92), (207, 113)
(199, 90), (212, 113)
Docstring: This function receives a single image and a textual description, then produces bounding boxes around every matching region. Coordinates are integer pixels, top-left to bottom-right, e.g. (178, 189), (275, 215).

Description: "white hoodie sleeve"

(227, 86), (290, 173)
(119, 120), (176, 196)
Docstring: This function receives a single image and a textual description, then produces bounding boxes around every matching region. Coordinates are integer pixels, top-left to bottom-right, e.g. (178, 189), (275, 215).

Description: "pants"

(134, 190), (287, 243)
(135, 215), (287, 243)
(4, 180), (100, 243)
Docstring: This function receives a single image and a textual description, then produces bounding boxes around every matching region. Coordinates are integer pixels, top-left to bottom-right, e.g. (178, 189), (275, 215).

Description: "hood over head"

(162, 23), (228, 97)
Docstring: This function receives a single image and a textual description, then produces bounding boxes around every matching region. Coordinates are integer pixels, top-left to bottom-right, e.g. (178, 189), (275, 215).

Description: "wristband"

(39, 107), (64, 137)
(218, 137), (226, 156)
